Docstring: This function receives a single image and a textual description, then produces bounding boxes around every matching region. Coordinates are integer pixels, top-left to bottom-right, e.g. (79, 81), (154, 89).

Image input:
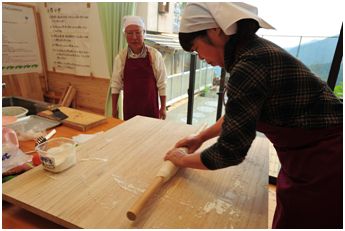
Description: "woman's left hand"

(164, 147), (188, 167)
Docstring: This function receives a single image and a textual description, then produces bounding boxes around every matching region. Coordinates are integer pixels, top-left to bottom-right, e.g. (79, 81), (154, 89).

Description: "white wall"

(157, 4), (174, 33)
(136, 2), (175, 33)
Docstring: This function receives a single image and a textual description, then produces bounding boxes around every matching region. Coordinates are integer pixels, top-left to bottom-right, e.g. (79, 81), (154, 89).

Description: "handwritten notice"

(45, 3), (91, 76)
(2, 4), (42, 75)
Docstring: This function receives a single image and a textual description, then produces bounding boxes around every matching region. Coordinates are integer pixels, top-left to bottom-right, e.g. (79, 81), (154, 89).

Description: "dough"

(156, 160), (179, 182)
(156, 147), (188, 182)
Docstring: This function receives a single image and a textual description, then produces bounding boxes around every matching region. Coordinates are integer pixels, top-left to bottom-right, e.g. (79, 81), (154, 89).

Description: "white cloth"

(110, 45), (167, 96)
(122, 15), (145, 31)
(179, 2), (274, 35)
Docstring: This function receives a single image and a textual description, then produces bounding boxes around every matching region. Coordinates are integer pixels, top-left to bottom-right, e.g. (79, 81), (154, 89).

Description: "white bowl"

(2, 106), (29, 118)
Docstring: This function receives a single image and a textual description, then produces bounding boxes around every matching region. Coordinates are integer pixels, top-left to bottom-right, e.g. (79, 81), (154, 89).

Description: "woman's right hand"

(175, 116), (224, 154)
(175, 134), (204, 153)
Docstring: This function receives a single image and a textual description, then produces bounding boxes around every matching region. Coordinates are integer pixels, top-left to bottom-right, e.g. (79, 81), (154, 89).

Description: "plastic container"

(35, 137), (76, 173)
(2, 106), (28, 118)
(2, 116), (17, 125)
(2, 127), (32, 173)
(2, 127), (19, 150)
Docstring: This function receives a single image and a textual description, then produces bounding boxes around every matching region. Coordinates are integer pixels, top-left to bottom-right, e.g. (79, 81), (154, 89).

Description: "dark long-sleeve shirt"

(201, 35), (343, 170)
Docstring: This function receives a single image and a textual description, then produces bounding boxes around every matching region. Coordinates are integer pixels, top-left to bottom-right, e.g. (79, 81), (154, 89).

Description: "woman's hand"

(164, 147), (208, 169)
(164, 147), (188, 167)
(159, 107), (166, 120)
(175, 134), (203, 153)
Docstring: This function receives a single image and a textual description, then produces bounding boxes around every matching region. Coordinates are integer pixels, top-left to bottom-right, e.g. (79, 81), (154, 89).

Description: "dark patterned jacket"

(201, 35), (343, 170)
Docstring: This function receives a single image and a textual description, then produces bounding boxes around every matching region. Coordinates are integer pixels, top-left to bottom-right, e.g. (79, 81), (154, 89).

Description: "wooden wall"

(2, 73), (45, 101)
(45, 72), (109, 115)
(2, 72), (109, 115)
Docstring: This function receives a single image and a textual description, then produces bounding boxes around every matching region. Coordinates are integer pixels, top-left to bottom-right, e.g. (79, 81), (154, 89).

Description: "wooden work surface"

(3, 116), (269, 228)
(2, 117), (124, 229)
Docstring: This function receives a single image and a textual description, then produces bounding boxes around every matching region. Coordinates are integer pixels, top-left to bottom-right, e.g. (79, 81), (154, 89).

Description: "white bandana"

(123, 16), (145, 32)
(179, 2), (274, 35)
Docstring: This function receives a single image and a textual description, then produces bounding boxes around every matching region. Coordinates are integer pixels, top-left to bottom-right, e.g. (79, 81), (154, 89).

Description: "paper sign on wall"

(43, 3), (91, 76)
(2, 4), (42, 75)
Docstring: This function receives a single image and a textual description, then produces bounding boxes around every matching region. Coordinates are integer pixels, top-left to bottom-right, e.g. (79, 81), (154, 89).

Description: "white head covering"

(122, 16), (145, 32)
(179, 2), (274, 35)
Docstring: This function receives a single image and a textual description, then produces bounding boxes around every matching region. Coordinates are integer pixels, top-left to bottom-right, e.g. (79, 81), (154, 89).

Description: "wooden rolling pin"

(126, 123), (207, 221)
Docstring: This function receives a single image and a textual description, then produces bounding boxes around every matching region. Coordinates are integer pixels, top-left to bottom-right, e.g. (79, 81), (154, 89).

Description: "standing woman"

(164, 3), (342, 228)
(111, 16), (167, 120)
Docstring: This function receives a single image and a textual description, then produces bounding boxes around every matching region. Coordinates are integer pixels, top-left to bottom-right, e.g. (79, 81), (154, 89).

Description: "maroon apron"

(123, 50), (159, 120)
(257, 122), (343, 228)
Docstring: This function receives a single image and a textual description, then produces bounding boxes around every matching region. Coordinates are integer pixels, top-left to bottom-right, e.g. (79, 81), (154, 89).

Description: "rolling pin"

(126, 123), (207, 221)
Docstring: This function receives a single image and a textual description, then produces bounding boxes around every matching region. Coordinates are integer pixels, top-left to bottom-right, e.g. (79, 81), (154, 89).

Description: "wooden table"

(3, 116), (270, 228)
(2, 117), (124, 229)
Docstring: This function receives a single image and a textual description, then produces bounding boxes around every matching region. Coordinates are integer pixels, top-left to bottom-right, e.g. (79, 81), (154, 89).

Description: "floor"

(166, 88), (222, 126)
(166, 88), (278, 228)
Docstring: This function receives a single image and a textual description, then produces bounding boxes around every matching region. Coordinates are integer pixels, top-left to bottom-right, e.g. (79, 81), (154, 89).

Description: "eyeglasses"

(125, 31), (144, 37)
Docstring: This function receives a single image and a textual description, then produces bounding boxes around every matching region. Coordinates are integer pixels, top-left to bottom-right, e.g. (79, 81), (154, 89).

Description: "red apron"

(123, 50), (159, 120)
(257, 122), (343, 228)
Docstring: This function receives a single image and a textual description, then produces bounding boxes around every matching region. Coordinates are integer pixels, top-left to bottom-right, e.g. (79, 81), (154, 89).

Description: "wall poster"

(43, 3), (91, 76)
(2, 3), (42, 75)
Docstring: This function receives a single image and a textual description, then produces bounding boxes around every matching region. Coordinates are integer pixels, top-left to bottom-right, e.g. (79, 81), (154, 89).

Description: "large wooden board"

(38, 106), (107, 131)
(2, 116), (269, 228)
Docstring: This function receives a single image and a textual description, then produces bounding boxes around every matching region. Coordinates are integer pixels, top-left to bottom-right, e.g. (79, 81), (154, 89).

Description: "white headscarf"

(179, 2), (274, 35)
(122, 16), (145, 32)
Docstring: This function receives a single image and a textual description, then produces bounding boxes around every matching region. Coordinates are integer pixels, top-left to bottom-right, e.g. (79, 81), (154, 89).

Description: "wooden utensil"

(126, 123), (207, 221)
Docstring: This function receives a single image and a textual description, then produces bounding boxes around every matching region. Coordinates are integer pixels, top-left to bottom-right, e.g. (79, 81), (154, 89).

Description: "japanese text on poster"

(46, 3), (91, 75)
(2, 4), (42, 75)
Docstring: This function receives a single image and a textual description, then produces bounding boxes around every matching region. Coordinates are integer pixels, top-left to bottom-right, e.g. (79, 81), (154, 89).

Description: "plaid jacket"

(201, 35), (343, 170)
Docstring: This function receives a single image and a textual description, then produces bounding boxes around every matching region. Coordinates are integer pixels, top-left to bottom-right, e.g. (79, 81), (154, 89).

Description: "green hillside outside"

(286, 36), (343, 98)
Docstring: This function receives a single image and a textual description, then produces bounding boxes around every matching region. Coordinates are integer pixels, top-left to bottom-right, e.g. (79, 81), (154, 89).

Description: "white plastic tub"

(35, 137), (77, 173)
(2, 106), (28, 118)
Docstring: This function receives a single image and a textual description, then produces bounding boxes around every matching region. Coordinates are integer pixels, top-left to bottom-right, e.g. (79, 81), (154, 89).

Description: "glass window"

(334, 60), (343, 99)
(262, 35), (341, 84)
(295, 36), (339, 83)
